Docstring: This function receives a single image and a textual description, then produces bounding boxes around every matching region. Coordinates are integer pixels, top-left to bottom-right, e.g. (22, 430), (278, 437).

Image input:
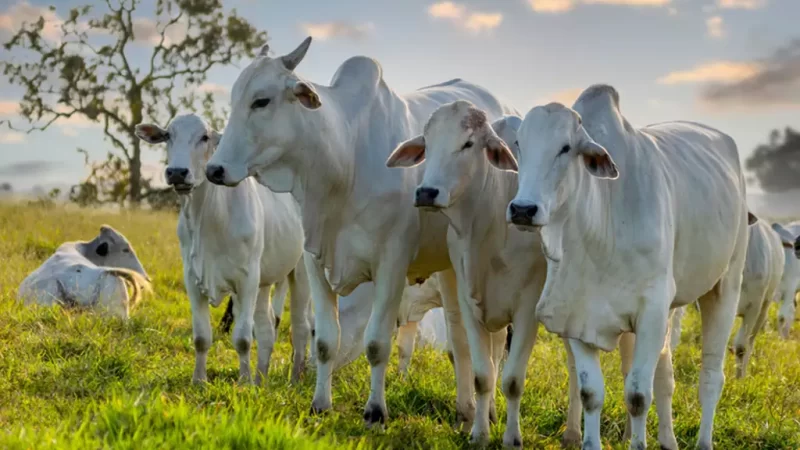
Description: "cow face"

(86, 225), (149, 281)
(206, 37), (321, 189)
(135, 114), (221, 195)
(386, 101), (517, 210)
(508, 103), (618, 230)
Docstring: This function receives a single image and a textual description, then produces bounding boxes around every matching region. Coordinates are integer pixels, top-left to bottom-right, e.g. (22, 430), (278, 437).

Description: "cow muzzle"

(165, 167), (193, 193)
(507, 201), (542, 230)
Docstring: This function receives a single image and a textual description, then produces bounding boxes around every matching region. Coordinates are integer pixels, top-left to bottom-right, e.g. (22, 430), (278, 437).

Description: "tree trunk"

(129, 142), (141, 206)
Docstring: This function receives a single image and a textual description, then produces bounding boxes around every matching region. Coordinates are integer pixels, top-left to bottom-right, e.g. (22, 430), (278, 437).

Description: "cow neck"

(181, 181), (231, 239)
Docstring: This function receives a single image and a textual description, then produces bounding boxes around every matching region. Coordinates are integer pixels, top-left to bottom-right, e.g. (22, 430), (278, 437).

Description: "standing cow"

(774, 222), (800, 338)
(504, 85), (752, 450)
(135, 114), (311, 386)
(205, 36), (516, 428)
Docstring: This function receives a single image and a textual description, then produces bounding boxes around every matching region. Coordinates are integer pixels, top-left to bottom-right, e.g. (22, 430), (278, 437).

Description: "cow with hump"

(135, 113), (312, 387)
(502, 85), (752, 450)
(205, 36), (516, 428)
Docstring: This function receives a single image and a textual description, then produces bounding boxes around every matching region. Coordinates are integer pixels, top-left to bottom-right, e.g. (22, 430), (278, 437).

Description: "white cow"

(387, 105), (543, 447)
(504, 85), (752, 450)
(205, 36), (516, 427)
(18, 225), (150, 319)
(135, 114), (311, 386)
(774, 221), (800, 338)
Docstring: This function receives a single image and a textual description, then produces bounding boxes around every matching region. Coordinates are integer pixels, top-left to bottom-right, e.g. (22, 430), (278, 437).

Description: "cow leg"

(669, 306), (686, 355)
(696, 277), (740, 450)
(288, 261), (312, 383)
(502, 307), (538, 449)
(568, 338), (604, 450)
(653, 334), (678, 450)
(625, 288), (671, 450)
(562, 339), (583, 448)
(186, 268), (211, 384)
(361, 250), (410, 428)
(232, 272), (258, 384)
(254, 285), (276, 386)
(746, 295), (773, 372)
(618, 332), (634, 442)
(777, 288), (797, 339)
(437, 269), (475, 430)
(489, 327), (507, 425)
(271, 277), (290, 332)
(306, 253), (340, 414)
(397, 320), (418, 378)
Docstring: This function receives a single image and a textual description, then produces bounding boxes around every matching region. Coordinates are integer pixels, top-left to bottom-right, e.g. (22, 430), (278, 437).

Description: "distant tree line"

(746, 127), (800, 193)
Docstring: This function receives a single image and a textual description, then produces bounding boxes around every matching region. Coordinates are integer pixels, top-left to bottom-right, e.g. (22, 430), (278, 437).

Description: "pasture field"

(0, 201), (798, 449)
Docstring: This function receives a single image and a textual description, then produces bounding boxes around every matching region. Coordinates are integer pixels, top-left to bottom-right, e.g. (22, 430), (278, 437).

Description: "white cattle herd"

(16, 37), (800, 449)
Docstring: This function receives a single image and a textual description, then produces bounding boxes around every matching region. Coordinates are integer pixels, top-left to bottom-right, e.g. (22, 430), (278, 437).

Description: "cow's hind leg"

(233, 272), (258, 384)
(619, 332), (634, 443)
(396, 320), (418, 378)
(288, 262), (312, 383)
(254, 285), (276, 386)
(568, 338), (604, 450)
(489, 327), (507, 425)
(502, 306), (538, 449)
(696, 276), (741, 450)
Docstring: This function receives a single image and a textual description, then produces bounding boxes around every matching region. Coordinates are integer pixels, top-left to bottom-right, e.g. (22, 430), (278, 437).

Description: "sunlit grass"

(0, 201), (798, 449)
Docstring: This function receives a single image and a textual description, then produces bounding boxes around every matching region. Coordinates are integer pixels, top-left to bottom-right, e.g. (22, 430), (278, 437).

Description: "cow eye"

(251, 98), (271, 109)
(559, 144), (571, 155)
(200, 135), (209, 142)
(462, 141), (474, 150)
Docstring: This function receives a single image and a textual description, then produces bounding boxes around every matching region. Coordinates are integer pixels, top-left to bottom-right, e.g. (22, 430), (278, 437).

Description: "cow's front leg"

(305, 252), (340, 414)
(502, 305), (539, 449)
(253, 285), (275, 386)
(489, 327), (507, 425)
(362, 249), (410, 428)
(288, 260), (312, 383)
(438, 269), (476, 430)
(233, 270), (259, 384)
(186, 268), (211, 384)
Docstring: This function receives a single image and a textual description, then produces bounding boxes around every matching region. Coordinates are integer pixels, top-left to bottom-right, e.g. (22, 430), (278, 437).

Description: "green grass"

(0, 202), (798, 449)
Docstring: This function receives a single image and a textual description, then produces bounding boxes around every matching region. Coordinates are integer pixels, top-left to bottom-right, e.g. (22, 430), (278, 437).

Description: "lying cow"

(18, 225), (150, 319)
(135, 113), (311, 386)
(774, 221), (800, 338)
(506, 85), (752, 450)
(205, 36), (516, 427)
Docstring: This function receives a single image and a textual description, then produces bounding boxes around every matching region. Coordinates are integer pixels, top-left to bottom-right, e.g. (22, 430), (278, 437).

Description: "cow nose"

(206, 165), (225, 185)
(165, 167), (189, 185)
(508, 202), (538, 225)
(415, 187), (440, 207)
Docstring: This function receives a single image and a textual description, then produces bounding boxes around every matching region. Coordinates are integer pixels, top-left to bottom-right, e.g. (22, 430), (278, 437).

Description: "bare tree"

(1, 0), (265, 206)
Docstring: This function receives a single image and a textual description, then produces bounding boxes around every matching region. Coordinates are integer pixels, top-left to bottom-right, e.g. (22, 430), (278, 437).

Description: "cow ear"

(210, 130), (222, 147)
(578, 129), (618, 179)
(386, 135), (426, 168)
(290, 80), (322, 110)
(485, 135), (518, 172)
(96, 242), (109, 257)
(135, 123), (168, 144)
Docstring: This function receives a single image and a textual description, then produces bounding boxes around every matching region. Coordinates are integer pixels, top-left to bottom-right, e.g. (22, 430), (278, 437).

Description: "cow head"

(206, 37), (321, 188)
(135, 114), (221, 195)
(386, 101), (517, 210)
(771, 222), (797, 252)
(85, 225), (149, 281)
(508, 103), (618, 230)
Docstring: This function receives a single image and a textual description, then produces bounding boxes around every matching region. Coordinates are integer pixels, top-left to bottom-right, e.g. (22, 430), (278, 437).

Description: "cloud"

(527, 0), (670, 13)
(198, 82), (229, 95)
(0, 131), (25, 144)
(0, 101), (19, 116)
(0, 160), (60, 176)
(465, 13), (503, 32)
(428, 1), (466, 19)
(428, 2), (503, 33)
(300, 21), (375, 41)
(700, 39), (800, 109)
(0, 2), (62, 42)
(131, 16), (188, 46)
(717, 0), (767, 9)
(657, 61), (762, 84)
(542, 87), (584, 106)
(706, 16), (725, 39)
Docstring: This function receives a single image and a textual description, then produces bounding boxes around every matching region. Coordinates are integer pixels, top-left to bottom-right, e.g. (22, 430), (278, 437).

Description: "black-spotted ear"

(96, 242), (109, 257)
(386, 135), (426, 168)
(135, 123), (169, 144)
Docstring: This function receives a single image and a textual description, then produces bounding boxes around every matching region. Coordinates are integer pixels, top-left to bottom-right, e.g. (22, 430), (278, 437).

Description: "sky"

(0, 0), (798, 195)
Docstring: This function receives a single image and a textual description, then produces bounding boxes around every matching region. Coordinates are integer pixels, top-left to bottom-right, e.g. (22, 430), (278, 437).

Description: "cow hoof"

(363, 403), (387, 428)
(561, 430), (582, 449)
(469, 430), (490, 447)
(455, 406), (475, 431)
(502, 432), (523, 449)
(695, 442), (712, 450)
(310, 398), (331, 415)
